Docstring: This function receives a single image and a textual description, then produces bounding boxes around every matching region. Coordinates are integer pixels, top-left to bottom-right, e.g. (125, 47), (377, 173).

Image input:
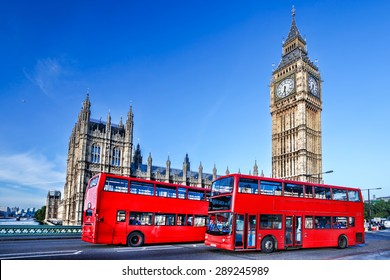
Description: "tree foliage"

(34, 206), (46, 223)
(364, 200), (390, 220)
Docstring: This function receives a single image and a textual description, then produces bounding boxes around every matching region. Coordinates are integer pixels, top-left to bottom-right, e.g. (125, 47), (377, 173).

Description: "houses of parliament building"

(62, 95), (226, 226)
(61, 7), (323, 226)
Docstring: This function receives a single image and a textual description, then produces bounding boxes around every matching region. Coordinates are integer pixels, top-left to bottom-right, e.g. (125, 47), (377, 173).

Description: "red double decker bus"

(205, 174), (365, 252)
(82, 173), (209, 246)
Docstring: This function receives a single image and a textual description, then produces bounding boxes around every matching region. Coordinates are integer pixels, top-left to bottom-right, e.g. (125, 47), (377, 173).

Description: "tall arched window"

(91, 144), (100, 163)
(112, 147), (121, 166)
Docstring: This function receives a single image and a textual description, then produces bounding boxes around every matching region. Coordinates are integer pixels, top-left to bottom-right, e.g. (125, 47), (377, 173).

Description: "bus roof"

(213, 173), (361, 191)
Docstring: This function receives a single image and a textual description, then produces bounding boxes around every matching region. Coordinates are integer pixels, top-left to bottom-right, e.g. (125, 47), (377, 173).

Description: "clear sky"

(0, 0), (389, 209)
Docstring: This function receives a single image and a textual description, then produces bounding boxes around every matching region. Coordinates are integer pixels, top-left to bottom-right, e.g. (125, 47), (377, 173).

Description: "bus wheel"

(128, 231), (144, 247)
(261, 236), (275, 253)
(338, 235), (348, 249)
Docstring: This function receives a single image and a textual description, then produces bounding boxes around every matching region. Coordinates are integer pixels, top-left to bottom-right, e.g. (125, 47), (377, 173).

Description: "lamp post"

(361, 187), (382, 230)
(304, 170), (333, 184)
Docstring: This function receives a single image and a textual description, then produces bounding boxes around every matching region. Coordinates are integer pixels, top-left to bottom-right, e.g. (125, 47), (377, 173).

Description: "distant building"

(0, 206), (10, 218)
(45, 190), (61, 221)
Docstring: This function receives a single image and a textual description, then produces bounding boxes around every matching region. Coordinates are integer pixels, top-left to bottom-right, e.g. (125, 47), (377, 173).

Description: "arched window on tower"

(112, 147), (121, 166)
(91, 144), (101, 163)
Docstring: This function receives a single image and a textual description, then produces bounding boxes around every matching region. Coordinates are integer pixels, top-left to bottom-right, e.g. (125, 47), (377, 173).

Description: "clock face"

(276, 78), (294, 98)
(308, 76), (319, 96)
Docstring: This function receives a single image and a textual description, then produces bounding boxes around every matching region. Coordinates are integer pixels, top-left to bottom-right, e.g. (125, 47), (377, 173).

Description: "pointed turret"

(78, 92), (91, 133)
(213, 164), (217, 181)
(147, 153), (152, 180)
(283, 6), (306, 49)
(253, 160), (259, 176)
(166, 156), (171, 183)
(274, 6), (315, 73)
(198, 162), (203, 187)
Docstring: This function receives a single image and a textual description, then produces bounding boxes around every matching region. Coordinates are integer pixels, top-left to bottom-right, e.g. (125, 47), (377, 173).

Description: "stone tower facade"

(62, 94), (134, 225)
(62, 94), (217, 226)
(45, 190), (61, 222)
(270, 7), (322, 182)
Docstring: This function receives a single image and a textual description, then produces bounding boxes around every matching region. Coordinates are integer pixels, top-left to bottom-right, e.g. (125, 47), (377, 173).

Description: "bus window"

(188, 190), (204, 200)
(155, 214), (176, 226)
(238, 178), (259, 194)
(348, 190), (361, 202)
(315, 216), (331, 228)
(305, 216), (314, 229)
(104, 177), (128, 193)
(177, 214), (186, 226)
(211, 177), (234, 196)
(194, 215), (207, 227)
(349, 217), (355, 227)
(89, 176), (99, 188)
(260, 214), (282, 229)
(304, 186), (314, 198)
(156, 185), (177, 198)
(207, 213), (233, 235)
(333, 217), (348, 228)
(284, 184), (304, 197)
(209, 196), (232, 211)
(178, 187), (187, 199)
(260, 181), (282, 195)
(187, 215), (193, 226)
(86, 209), (93, 217)
(130, 181), (154, 196)
(314, 187), (331, 199)
(333, 188), (347, 201)
(116, 210), (126, 222)
(130, 212), (153, 225)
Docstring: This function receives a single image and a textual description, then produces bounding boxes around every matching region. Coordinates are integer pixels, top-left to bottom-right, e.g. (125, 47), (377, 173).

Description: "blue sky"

(0, 0), (389, 209)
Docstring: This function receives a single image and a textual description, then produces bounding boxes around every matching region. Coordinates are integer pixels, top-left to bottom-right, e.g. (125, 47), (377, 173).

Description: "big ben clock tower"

(270, 7), (322, 182)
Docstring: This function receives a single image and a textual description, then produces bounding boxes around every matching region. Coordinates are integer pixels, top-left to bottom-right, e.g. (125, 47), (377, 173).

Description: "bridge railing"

(0, 225), (82, 235)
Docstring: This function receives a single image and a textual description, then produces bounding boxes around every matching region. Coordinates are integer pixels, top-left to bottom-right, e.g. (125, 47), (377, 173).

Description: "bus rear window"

(89, 176), (99, 188)
(348, 190), (361, 202)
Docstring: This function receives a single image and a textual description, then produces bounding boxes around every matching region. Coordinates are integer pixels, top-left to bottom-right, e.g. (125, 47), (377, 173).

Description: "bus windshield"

(211, 177), (234, 196)
(207, 212), (233, 235)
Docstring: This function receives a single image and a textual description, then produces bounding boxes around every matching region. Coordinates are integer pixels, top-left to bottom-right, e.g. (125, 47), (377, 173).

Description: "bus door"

(246, 214), (257, 249)
(113, 210), (128, 244)
(285, 216), (302, 248)
(234, 214), (257, 250)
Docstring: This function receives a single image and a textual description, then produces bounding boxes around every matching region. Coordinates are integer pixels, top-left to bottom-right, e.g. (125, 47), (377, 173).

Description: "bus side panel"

(151, 226), (206, 244)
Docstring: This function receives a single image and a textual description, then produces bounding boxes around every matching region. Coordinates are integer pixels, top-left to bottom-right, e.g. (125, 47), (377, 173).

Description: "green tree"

(364, 200), (390, 220)
(34, 206), (46, 223)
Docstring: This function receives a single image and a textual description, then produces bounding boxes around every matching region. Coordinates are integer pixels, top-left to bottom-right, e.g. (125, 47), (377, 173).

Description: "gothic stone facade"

(45, 190), (61, 221)
(270, 8), (322, 182)
(62, 95), (216, 226)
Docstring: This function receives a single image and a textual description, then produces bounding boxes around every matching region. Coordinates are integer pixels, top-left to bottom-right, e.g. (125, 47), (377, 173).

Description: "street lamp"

(361, 187), (382, 230)
(304, 170), (333, 184)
